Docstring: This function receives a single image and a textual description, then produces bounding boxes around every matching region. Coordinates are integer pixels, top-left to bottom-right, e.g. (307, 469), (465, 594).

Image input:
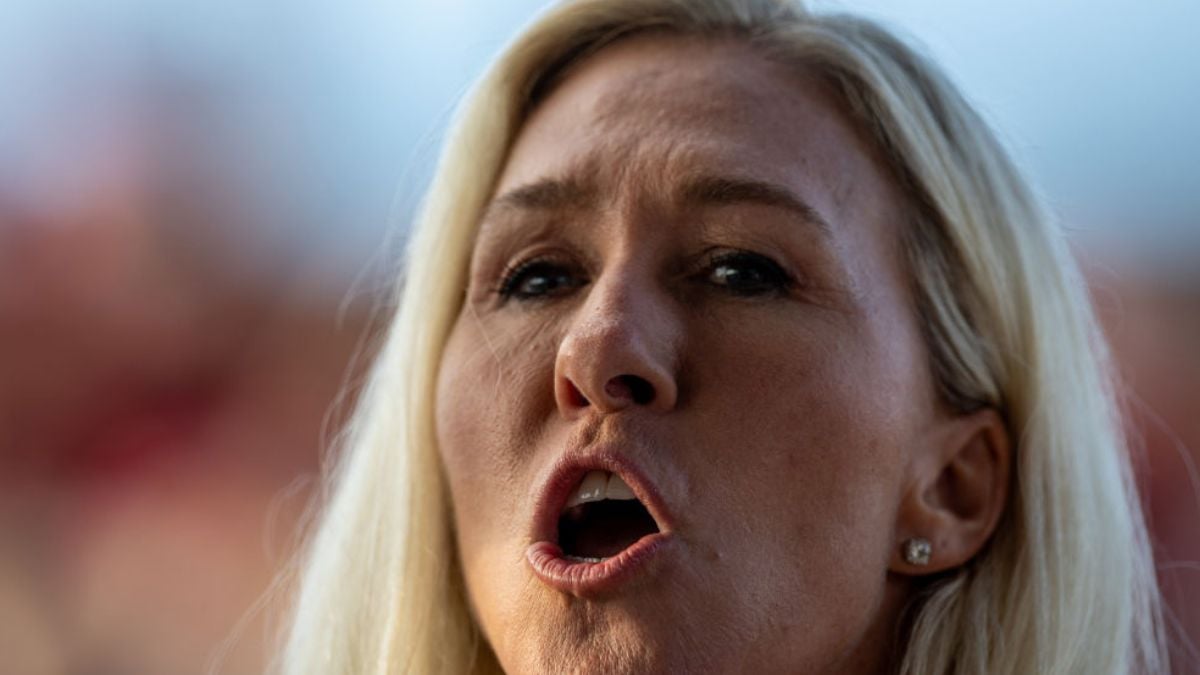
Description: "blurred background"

(0, 0), (1196, 672)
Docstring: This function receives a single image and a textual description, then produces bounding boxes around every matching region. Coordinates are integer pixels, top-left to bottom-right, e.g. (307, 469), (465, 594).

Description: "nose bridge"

(555, 257), (680, 415)
(577, 262), (649, 341)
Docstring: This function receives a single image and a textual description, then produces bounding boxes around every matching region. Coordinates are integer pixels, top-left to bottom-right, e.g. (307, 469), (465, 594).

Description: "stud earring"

(903, 537), (932, 566)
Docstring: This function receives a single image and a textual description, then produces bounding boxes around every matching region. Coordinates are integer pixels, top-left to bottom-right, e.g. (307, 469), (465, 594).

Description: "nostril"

(606, 374), (655, 406)
(628, 377), (655, 405)
(563, 379), (590, 408)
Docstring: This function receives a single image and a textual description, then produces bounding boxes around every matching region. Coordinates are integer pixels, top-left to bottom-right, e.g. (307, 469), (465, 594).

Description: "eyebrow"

(483, 178), (595, 220)
(482, 173), (833, 236)
(679, 174), (833, 237)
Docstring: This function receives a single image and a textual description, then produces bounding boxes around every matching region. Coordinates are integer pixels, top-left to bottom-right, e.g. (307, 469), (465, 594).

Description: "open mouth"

(527, 452), (677, 597)
(557, 470), (661, 563)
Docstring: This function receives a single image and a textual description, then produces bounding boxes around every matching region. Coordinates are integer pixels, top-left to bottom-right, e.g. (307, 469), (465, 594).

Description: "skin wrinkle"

(488, 172), (836, 244)
(435, 34), (1008, 674)
(465, 302), (507, 399)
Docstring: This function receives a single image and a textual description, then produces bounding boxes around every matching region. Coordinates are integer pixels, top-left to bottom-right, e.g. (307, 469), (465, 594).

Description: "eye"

(497, 257), (586, 301)
(704, 250), (794, 296)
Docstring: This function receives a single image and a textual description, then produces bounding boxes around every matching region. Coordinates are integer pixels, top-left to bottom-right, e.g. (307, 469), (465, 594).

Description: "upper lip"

(531, 444), (676, 548)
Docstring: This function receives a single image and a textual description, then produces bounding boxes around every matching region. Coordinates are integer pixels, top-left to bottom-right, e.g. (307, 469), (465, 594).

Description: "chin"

(508, 622), (680, 675)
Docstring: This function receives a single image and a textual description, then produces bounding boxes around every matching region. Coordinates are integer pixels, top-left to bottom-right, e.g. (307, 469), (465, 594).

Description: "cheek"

(436, 311), (557, 481)
(679, 317), (915, 653)
(434, 313), (560, 640)
(436, 318), (543, 532)
(695, 313), (913, 504)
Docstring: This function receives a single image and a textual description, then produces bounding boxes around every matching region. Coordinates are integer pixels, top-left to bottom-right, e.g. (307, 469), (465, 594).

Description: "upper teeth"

(565, 470), (638, 509)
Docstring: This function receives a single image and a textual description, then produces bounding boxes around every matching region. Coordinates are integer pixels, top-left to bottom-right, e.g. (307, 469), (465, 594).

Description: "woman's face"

(436, 35), (943, 673)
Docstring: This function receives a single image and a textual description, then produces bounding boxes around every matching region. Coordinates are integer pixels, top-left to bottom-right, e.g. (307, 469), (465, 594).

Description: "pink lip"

(526, 534), (676, 598)
(527, 448), (678, 598)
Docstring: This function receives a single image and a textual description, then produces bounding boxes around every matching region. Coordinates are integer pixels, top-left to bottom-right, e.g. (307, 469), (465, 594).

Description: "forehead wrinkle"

(480, 143), (839, 263)
(589, 66), (675, 133)
(586, 45), (787, 141)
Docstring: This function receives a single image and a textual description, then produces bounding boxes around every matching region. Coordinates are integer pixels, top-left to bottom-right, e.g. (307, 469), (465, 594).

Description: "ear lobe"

(891, 407), (1011, 575)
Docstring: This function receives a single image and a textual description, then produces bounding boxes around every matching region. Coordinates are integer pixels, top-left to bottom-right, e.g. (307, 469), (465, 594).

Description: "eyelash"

(494, 249), (795, 303)
(495, 255), (585, 301)
(701, 250), (796, 296)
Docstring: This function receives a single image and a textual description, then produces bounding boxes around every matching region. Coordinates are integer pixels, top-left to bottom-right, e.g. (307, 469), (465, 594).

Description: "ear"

(890, 407), (1011, 575)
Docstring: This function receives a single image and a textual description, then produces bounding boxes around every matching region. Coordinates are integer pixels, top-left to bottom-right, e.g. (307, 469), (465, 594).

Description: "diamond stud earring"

(903, 537), (933, 566)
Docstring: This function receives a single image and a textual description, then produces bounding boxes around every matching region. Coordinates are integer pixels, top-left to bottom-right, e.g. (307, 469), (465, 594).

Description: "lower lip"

(526, 532), (676, 598)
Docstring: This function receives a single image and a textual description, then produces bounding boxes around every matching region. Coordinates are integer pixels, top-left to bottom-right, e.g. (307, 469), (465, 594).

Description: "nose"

(554, 270), (681, 417)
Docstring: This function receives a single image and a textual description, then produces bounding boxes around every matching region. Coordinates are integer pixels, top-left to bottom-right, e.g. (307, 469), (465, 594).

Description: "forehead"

(494, 33), (892, 216)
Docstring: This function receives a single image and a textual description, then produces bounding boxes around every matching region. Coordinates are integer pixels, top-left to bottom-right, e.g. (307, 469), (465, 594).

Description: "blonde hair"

(278, 1), (1166, 673)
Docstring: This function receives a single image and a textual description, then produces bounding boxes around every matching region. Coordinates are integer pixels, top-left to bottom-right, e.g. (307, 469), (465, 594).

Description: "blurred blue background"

(0, 1), (1196, 673)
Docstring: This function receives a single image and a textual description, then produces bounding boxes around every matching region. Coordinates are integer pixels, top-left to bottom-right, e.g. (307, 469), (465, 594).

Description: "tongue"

(558, 500), (659, 559)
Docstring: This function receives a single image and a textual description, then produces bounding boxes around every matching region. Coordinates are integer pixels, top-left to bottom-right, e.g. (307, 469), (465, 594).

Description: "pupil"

(523, 273), (561, 295)
(718, 265), (760, 287)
